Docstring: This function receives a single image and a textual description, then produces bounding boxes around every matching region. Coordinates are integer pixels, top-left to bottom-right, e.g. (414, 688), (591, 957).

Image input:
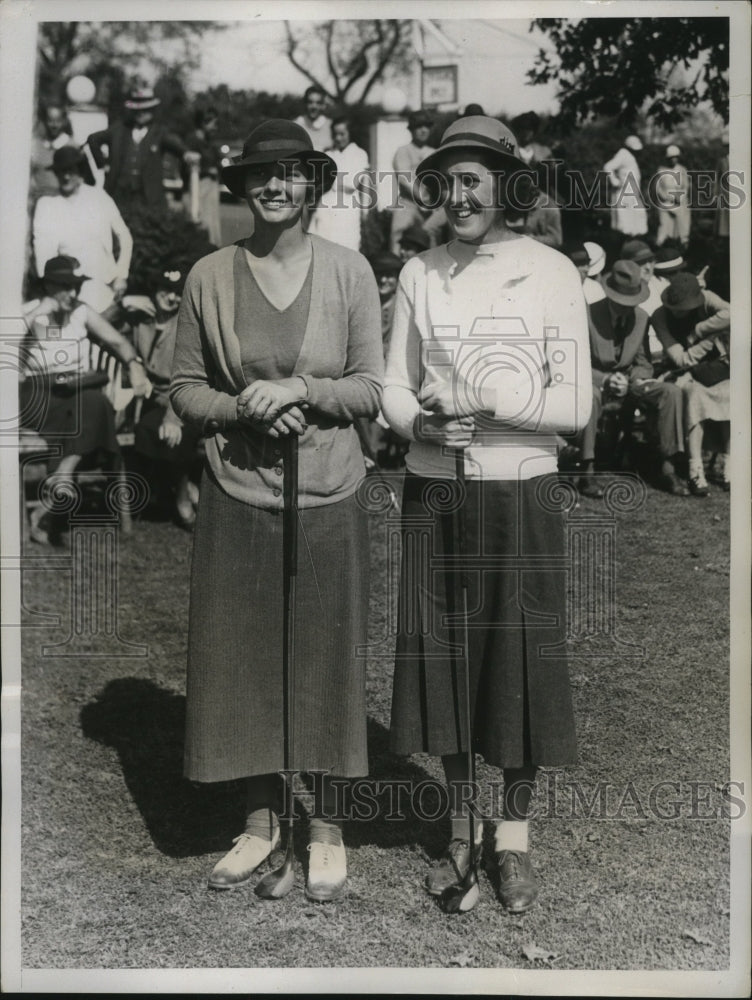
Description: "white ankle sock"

(494, 820), (529, 853)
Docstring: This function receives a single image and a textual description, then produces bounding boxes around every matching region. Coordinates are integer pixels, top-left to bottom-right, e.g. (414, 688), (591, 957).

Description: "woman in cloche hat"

(170, 120), (383, 902)
(21, 255), (152, 543)
(383, 116), (592, 914)
(651, 272), (730, 494)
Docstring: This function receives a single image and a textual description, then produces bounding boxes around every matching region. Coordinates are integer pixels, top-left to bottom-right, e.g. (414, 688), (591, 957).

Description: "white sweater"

(383, 236), (592, 481)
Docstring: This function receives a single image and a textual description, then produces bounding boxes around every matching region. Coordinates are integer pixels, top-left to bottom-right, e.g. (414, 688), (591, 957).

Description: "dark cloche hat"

(416, 115), (525, 182)
(42, 255), (90, 286)
(220, 119), (337, 198)
(52, 145), (86, 174)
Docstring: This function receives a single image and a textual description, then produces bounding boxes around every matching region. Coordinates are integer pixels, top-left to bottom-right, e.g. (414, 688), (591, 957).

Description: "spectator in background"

(603, 135), (648, 236)
(515, 184), (562, 248)
(398, 223), (430, 261)
(654, 145), (691, 248)
(462, 103), (485, 117)
(620, 239), (664, 359)
(510, 111), (551, 168)
(124, 268), (202, 529)
(652, 273), (730, 495)
(308, 116), (370, 251)
(583, 241), (607, 304)
(33, 146), (133, 316)
(87, 87), (198, 213)
(29, 104), (75, 201)
(562, 242), (605, 305)
(653, 244), (685, 281)
(579, 260), (687, 498)
(293, 85), (333, 152)
(21, 255), (152, 543)
(390, 110), (446, 253)
(188, 105), (223, 246)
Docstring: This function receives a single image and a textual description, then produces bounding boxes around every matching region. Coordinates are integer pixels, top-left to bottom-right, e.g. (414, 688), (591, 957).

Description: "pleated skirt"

(390, 473), (577, 769)
(184, 469), (370, 783)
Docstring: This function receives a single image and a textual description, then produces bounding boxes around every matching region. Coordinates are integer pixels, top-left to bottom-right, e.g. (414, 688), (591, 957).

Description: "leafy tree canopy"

(529, 18), (729, 129)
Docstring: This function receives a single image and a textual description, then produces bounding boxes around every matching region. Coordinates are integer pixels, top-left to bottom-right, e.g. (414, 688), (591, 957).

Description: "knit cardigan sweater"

(170, 237), (383, 509)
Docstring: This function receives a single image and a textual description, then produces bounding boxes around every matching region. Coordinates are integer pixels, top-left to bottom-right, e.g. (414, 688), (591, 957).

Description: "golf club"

(440, 448), (481, 914)
(255, 431), (299, 900)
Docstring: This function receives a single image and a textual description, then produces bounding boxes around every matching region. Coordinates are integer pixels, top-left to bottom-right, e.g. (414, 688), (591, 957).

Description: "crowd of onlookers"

(21, 82), (732, 543)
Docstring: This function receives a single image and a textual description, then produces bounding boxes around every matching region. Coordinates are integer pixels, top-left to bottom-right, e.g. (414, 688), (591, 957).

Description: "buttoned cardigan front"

(170, 236), (383, 509)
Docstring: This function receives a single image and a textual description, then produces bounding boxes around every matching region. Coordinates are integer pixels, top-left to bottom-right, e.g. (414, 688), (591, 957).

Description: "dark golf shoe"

(425, 839), (483, 897)
(208, 829), (280, 889)
(494, 850), (539, 913)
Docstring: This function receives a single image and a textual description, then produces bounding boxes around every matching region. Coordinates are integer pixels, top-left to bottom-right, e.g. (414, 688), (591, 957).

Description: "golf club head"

(439, 872), (480, 914)
(254, 852), (295, 899)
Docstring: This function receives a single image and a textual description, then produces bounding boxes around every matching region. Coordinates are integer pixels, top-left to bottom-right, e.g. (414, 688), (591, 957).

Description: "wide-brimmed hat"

(603, 260), (649, 306)
(584, 241), (606, 277)
(52, 145), (86, 174)
(220, 120), (337, 198)
(42, 255), (90, 287)
(654, 245), (684, 276)
(416, 115), (526, 183)
(624, 135), (643, 151)
(621, 239), (655, 265)
(665, 144), (681, 159)
(124, 87), (160, 111)
(399, 224), (431, 252)
(661, 272), (704, 311)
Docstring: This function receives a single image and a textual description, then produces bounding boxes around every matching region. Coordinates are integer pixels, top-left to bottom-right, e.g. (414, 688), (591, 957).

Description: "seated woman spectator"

(652, 273), (730, 495)
(21, 255), (152, 543)
(123, 268), (203, 529)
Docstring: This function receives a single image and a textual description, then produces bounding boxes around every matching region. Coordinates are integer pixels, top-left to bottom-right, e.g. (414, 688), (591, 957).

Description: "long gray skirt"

(390, 473), (577, 769)
(184, 469), (369, 782)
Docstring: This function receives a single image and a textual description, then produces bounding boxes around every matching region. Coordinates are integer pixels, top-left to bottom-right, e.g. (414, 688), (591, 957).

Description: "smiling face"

(243, 159), (311, 227)
(46, 281), (81, 315)
(440, 150), (506, 244)
(44, 106), (66, 140)
(54, 164), (83, 197)
(305, 92), (325, 122)
(332, 122), (350, 151)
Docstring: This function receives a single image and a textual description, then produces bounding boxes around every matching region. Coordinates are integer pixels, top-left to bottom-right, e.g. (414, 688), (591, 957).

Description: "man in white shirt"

(33, 146), (133, 315)
(293, 86), (333, 152)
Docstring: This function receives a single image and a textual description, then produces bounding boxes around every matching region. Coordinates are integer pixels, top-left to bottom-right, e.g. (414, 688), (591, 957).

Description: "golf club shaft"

(455, 450), (476, 854)
(283, 433), (299, 843)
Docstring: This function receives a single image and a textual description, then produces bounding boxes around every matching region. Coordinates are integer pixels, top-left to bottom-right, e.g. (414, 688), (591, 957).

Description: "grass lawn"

(17, 471), (732, 972)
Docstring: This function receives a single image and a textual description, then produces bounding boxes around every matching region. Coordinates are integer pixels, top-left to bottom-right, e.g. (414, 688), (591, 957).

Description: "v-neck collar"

(228, 240), (324, 388)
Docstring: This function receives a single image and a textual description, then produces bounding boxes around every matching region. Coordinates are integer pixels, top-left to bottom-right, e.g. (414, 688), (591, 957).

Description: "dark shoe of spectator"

(660, 471), (690, 497)
(494, 850), (539, 913)
(578, 475), (604, 499)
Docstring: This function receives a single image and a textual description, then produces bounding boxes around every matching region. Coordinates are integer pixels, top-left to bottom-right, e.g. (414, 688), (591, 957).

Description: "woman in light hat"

(170, 120), (383, 901)
(603, 135), (648, 236)
(652, 273), (730, 494)
(383, 115), (592, 913)
(653, 144), (691, 248)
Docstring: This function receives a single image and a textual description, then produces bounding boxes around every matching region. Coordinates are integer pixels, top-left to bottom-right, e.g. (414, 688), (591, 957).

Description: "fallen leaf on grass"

(522, 943), (559, 964)
(449, 951), (475, 967)
(682, 929), (712, 946)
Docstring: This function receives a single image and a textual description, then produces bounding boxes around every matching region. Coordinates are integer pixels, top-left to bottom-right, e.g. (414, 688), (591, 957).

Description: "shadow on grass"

(80, 678), (448, 861)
